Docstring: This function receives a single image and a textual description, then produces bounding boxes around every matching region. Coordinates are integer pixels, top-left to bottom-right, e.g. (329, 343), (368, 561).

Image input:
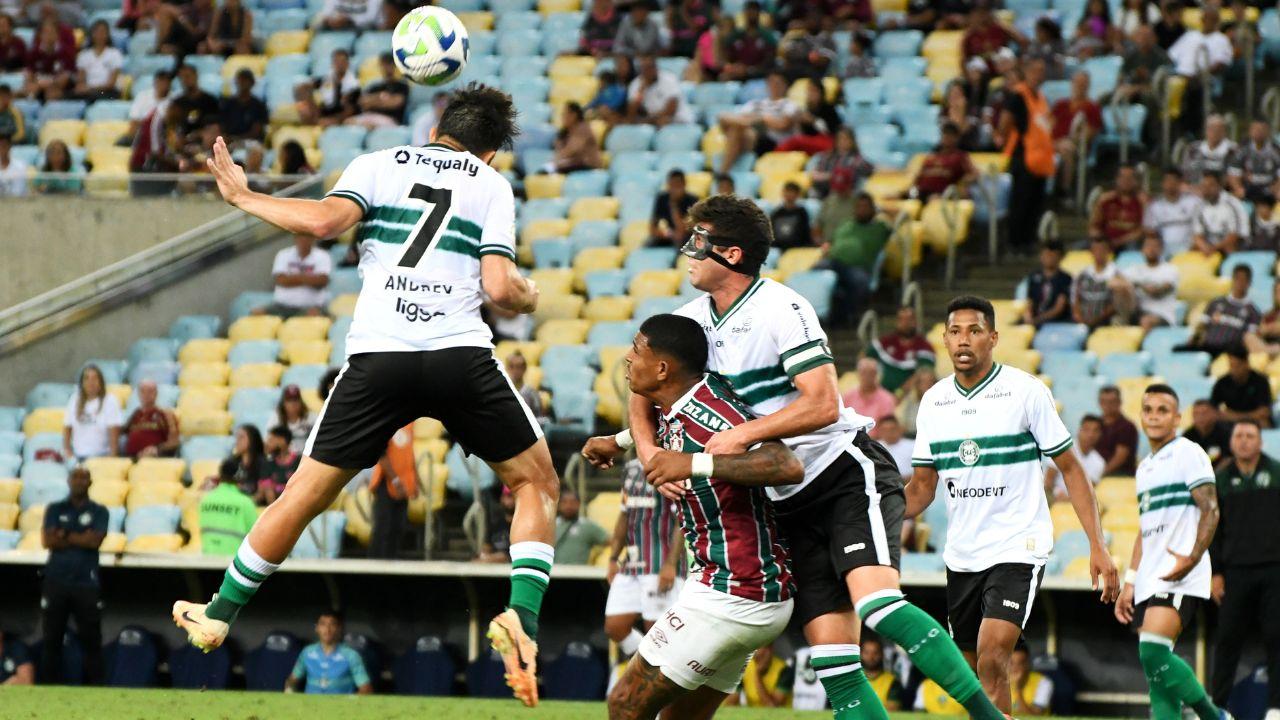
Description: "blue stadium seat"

(1040, 350), (1097, 379)
(873, 30), (923, 57)
(83, 359), (129, 386)
(879, 56), (928, 77)
(466, 647), (510, 698)
(653, 123), (703, 153)
(104, 626), (160, 688)
(394, 636), (456, 696)
(181, 434), (237, 463)
(584, 269), (632, 299)
(228, 340), (281, 368)
(170, 643), (232, 690)
(1167, 376), (1215, 407)
(84, 100), (132, 123)
(440, 0), (484, 9)
(842, 78), (884, 106)
(128, 362), (180, 386)
(624, 247), (676, 273)
(543, 365), (599, 399)
(513, 122), (556, 153)
(467, 30), (496, 57)
(1032, 324), (1089, 351)
(328, 316), (351, 343)
(634, 296), (687, 320)
(690, 82), (741, 108)
(604, 125), (656, 153)
(532, 238), (574, 268)
(365, 125), (412, 150)
(899, 120), (941, 154)
(570, 220), (619, 251)
(787, 270), (837, 322)
(281, 364), (329, 391)
(900, 552), (945, 573)
(607, 151), (656, 178)
(128, 338), (179, 366)
(562, 171), (611, 200)
(107, 506), (125, 534)
(497, 10), (541, 32)
(25, 382), (75, 412)
(497, 29), (543, 56)
(1082, 55), (1121, 100)
(169, 315), (222, 343)
(1219, 251), (1277, 280)
(0, 453), (20, 477)
(185, 54), (226, 80)
(320, 146), (363, 175)
(20, 479), (67, 511)
(0, 408), (23, 434)
(0, 431), (22, 455)
(612, 172), (662, 201)
(520, 148), (555, 173)
(308, 31), (356, 66)
(446, 444), (496, 493)
(23, 433), (61, 465)
(330, 266), (362, 296)
(1261, 9), (1280, 62)
(1095, 352), (1151, 382)
(127, 53), (178, 78)
(1041, 79), (1072, 106)
(543, 641), (607, 700)
(0, 530), (19, 551)
(541, 27), (580, 56)
(125, 505), (180, 539)
(1150, 351), (1211, 380)
(1141, 326), (1192, 355)
(655, 150), (705, 175)
(542, 345), (595, 377)
(971, 172), (1011, 226)
(1053, 530), (1095, 566)
(244, 632), (303, 691)
(1261, 429), (1280, 458)
(728, 172), (761, 197)
(548, 390), (598, 439)
(1098, 103), (1146, 152)
(290, 511), (346, 559)
(588, 321), (640, 354)
(884, 78), (933, 107)
(516, 101), (553, 126)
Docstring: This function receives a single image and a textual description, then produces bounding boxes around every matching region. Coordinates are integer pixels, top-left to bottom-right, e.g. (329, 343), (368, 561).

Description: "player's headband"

(680, 226), (752, 274)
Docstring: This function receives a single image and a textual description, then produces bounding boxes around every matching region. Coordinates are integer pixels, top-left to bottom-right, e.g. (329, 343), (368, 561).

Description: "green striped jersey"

(911, 363), (1072, 572)
(1134, 437), (1215, 603)
(674, 278), (873, 501)
(326, 143), (517, 355)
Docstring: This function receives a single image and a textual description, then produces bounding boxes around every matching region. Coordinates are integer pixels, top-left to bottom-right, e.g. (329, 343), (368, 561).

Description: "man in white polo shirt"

(261, 234), (332, 317)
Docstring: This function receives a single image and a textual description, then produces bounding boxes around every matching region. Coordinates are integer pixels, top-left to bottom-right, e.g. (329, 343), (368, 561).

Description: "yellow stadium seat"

(922, 30), (963, 60)
(343, 485), (372, 545)
(920, 197), (975, 254)
(521, 219), (572, 247)
(754, 152), (808, 175)
(494, 340), (546, 366)
(129, 458), (186, 485)
(586, 491), (621, 529)
(619, 220), (651, 253)
(569, 197), (619, 222)
(182, 409), (234, 437)
(87, 478), (129, 507)
(328, 293), (358, 317)
(264, 30), (309, 57)
(777, 247), (824, 279)
(572, 247), (627, 292)
(926, 65), (960, 100)
(23, 408), (64, 436)
(684, 171), (713, 198)
(539, 0), (581, 14)
(408, 462), (449, 517)
(18, 531), (43, 551)
(525, 173), (567, 201)
(968, 152), (1008, 174)
(1170, 250), (1220, 278)
(177, 386), (231, 413)
(862, 171), (914, 203)
(1061, 556), (1094, 580)
(1050, 502), (1084, 538)
(281, 340), (331, 365)
(1210, 351), (1269, 377)
(583, 296), (635, 322)
(1060, 250), (1093, 277)
(872, 0), (908, 13)
(126, 534), (184, 553)
(837, 371), (859, 395)
(0, 502), (18, 531)
(100, 532), (126, 553)
(221, 54), (268, 81)
(530, 268), (574, 296)
(1115, 376), (1160, 422)
(1103, 502), (1140, 532)
(701, 126), (726, 159)
(1109, 530), (1139, 562)
(1085, 326), (1145, 358)
(0, 478), (19, 504)
(536, 318), (592, 345)
(994, 347), (1041, 374)
(595, 370), (626, 426)
(189, 459), (221, 485)
(228, 315), (282, 342)
(546, 55), (596, 80)
(1095, 476), (1136, 509)
(178, 338), (231, 364)
(107, 384), (132, 410)
(759, 171), (810, 201)
(301, 388), (323, 414)
(230, 362), (285, 389)
(84, 120), (131, 151)
(19, 506), (45, 534)
(178, 362), (230, 388)
(989, 299), (1028, 326)
(525, 366), (544, 390)
(279, 316), (331, 342)
(39, 119), (86, 148)
(883, 221), (924, 280)
(455, 11), (494, 31)
(272, 125), (321, 150)
(999, 324), (1035, 349)
(549, 76), (599, 106)
(126, 481), (183, 511)
(414, 437), (450, 463)
(534, 293), (587, 322)
(629, 269), (682, 300)
(84, 457), (133, 484)
(1177, 274), (1231, 303)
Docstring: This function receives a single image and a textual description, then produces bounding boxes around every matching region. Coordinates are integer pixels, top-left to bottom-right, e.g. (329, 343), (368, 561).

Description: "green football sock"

(1139, 633), (1221, 720)
(205, 541), (280, 623)
(811, 644), (891, 720)
(858, 590), (1003, 720)
(508, 541), (554, 641)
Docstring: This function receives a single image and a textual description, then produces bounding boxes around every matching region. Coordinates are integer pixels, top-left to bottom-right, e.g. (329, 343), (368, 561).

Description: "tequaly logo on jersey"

(394, 149), (481, 177)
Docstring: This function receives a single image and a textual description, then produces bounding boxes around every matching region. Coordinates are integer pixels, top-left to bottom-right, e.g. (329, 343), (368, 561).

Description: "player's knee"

(604, 616), (631, 642)
(975, 646), (1012, 680)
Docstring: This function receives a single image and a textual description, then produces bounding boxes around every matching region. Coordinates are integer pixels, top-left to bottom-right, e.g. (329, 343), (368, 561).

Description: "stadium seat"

(583, 296), (635, 322)
(230, 363), (285, 389)
(1085, 327), (1145, 358)
(1096, 352), (1152, 381)
(899, 552), (945, 573)
(177, 339), (231, 365)
(787, 270), (838, 322)
(394, 636), (456, 696)
(0, 431), (21, 455)
(89, 480), (129, 508)
(629, 270), (682, 301)
(543, 641), (607, 700)
(0, 454), (19, 478)
(571, 247), (626, 293)
(244, 631), (304, 691)
(22, 409), (64, 437)
(0, 529), (18, 551)
(228, 315), (283, 342)
(446, 444), (496, 493)
(124, 533), (183, 552)
(1032, 324), (1089, 352)
(227, 340), (282, 368)
(0, 408), (24, 433)
(170, 643), (232, 690)
(467, 647), (511, 698)
(104, 626), (160, 687)
(536, 319), (592, 346)
(83, 457), (132, 484)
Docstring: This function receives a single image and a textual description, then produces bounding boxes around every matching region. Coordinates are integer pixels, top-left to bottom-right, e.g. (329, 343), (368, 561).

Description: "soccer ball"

(391, 6), (469, 87)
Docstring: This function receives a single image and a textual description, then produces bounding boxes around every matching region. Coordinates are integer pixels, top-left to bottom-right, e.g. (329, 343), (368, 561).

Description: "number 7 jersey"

(326, 143), (517, 356)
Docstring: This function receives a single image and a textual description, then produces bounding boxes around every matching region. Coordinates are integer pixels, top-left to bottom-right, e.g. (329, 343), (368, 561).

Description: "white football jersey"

(911, 363), (1072, 572)
(327, 143), (517, 356)
(1133, 437), (1215, 603)
(674, 278), (873, 500)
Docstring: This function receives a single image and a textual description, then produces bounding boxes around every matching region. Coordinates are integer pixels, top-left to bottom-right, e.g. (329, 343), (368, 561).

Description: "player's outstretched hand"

(1114, 583), (1135, 624)
(1160, 549), (1199, 582)
(1090, 545), (1120, 603)
(703, 426), (750, 455)
(644, 449), (690, 500)
(206, 136), (249, 206)
(581, 435), (623, 468)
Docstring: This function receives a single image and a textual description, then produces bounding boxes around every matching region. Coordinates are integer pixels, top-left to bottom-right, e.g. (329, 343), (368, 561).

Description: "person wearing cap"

(201, 457), (260, 556)
(275, 384), (315, 454)
(999, 57), (1054, 254)
(40, 465), (107, 684)
(813, 165), (858, 247)
(1210, 347), (1273, 427)
(819, 191), (891, 325)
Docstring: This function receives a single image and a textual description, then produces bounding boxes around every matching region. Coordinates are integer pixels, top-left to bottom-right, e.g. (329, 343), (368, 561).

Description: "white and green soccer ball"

(392, 6), (470, 87)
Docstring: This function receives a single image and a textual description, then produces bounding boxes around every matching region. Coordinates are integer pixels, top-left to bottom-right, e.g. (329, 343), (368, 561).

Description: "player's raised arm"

(644, 440), (804, 489)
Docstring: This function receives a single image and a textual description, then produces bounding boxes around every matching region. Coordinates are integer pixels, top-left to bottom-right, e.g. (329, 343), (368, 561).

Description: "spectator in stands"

(479, 487), (515, 562)
(0, 131), (26, 198)
(842, 358), (897, 438)
(22, 16), (73, 100)
(776, 80), (840, 156)
(0, 14), (25, 71)
(1192, 171), (1250, 256)
(40, 465), (105, 685)
(72, 20), (121, 100)
(129, 101), (191, 186)
(122, 380), (179, 458)
(1186, 265), (1262, 356)
(916, 677), (967, 714)
(649, 169), (697, 248)
(815, 165), (857, 246)
(870, 305), (935, 392)
(1182, 398), (1234, 468)
(878, 415), (913, 480)
(261, 234), (332, 318)
(279, 140), (314, 176)
(200, 457), (259, 555)
(1143, 167), (1201, 256)
(770, 181), (811, 251)
(1010, 646), (1054, 715)
(614, 0), (667, 57)
(715, 172), (735, 195)
(318, 0), (383, 31)
(409, 90), (450, 147)
(33, 138), (81, 193)
(348, 53), (407, 130)
(1182, 114), (1238, 186)
(721, 1), (778, 81)
(368, 422), (416, 559)
(911, 122), (978, 200)
(809, 126), (872, 199)
(962, 3), (1020, 62)
(1249, 200), (1280, 252)
(0, 84), (24, 144)
(273, 385), (314, 454)
(1228, 120), (1280, 204)
(1097, 385), (1139, 475)
(1045, 414), (1106, 502)
(1070, 0), (1114, 58)
(894, 0), (969, 31)
(1002, 57), (1055, 255)
(941, 81), (984, 152)
(586, 69), (628, 127)
(1167, 5), (1231, 135)
(1153, 0), (1185, 49)
(841, 32), (877, 79)
(666, 0), (713, 58)
(201, 0), (253, 57)
(1023, 240), (1073, 327)
(1115, 24), (1168, 111)
(580, 0), (621, 57)
(1072, 236), (1119, 329)
(128, 69), (171, 138)
(1211, 347), (1273, 428)
(173, 63), (220, 136)
(549, 102), (601, 173)
(219, 68), (267, 147)
(316, 49), (359, 128)
(779, 8), (836, 82)
(0, 630), (34, 685)
(553, 489), (608, 565)
(62, 364), (121, 462)
(897, 365), (937, 436)
(626, 55), (692, 127)
(821, 190), (890, 325)
(1024, 17), (1068, 80)
(1090, 164), (1148, 252)
(504, 352), (546, 423)
(717, 70), (800, 175)
(288, 610), (372, 694)
(1115, 0), (1160, 41)
(1252, 282), (1280, 356)
(730, 642), (792, 707)
(1115, 234), (1179, 330)
(688, 15), (732, 81)
(855, 636), (905, 710)
(206, 424), (266, 495)
(1050, 71), (1102, 195)
(155, 0), (213, 57)
(1209, 420), (1280, 713)
(256, 425), (299, 506)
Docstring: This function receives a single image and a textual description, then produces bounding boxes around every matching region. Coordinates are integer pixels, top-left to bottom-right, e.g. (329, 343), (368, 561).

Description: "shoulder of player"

(995, 363), (1048, 392)
(919, 377), (956, 407)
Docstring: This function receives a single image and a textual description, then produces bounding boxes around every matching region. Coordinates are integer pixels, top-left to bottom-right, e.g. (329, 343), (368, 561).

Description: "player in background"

(172, 85), (557, 707)
(905, 295), (1118, 712)
(591, 196), (1007, 720)
(583, 314), (800, 720)
(601, 458), (685, 662)
(1115, 384), (1229, 720)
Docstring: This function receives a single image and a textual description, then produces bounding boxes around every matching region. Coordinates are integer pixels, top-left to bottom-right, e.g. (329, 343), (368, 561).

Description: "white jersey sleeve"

(326, 151), (378, 216)
(478, 180), (517, 261)
(1180, 440), (1216, 491)
(1024, 379), (1073, 458)
(910, 392), (936, 469)
(767, 293), (834, 379)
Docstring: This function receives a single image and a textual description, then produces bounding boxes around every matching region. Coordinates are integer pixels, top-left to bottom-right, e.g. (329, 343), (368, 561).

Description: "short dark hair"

(783, 180), (802, 193)
(945, 295), (996, 329)
(1163, 167), (1183, 180)
(218, 457), (240, 482)
(1233, 418), (1262, 433)
(564, 101), (584, 120)
(154, 69), (172, 82)
(332, 48), (350, 58)
(176, 63), (195, 76)
(1225, 344), (1249, 360)
(1192, 398), (1215, 408)
(667, 169), (686, 181)
(379, 51), (394, 65)
(1099, 384), (1120, 398)
(714, 172), (734, 188)
(1203, 169), (1224, 184)
(639, 314), (708, 378)
(436, 83), (520, 155)
(1232, 263), (1253, 280)
(1080, 414), (1103, 427)
(268, 424), (293, 444)
(687, 194), (773, 275)
(0, 83), (10, 95)
(940, 120), (960, 135)
(1144, 382), (1180, 405)
(317, 609), (344, 624)
(235, 67), (255, 83)
(1041, 239), (1065, 254)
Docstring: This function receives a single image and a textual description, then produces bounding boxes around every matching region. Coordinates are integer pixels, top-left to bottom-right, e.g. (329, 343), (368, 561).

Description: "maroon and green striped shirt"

(620, 459), (683, 577)
(655, 375), (794, 604)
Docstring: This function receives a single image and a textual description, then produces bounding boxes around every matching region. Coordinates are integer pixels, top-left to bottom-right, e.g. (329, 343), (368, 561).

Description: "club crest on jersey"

(958, 439), (980, 466)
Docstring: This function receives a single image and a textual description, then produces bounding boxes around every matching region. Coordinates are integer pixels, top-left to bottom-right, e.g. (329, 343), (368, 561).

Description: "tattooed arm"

(1162, 483), (1219, 582)
(644, 441), (804, 490)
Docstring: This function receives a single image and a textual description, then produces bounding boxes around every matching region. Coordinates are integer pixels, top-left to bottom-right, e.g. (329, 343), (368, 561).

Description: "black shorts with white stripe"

(775, 431), (906, 626)
(1134, 592), (1202, 632)
(945, 562), (1046, 650)
(305, 348), (543, 470)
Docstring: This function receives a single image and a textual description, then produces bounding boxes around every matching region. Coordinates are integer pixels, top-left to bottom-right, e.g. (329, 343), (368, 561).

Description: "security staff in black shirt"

(1210, 420), (1280, 711)
(40, 466), (107, 684)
